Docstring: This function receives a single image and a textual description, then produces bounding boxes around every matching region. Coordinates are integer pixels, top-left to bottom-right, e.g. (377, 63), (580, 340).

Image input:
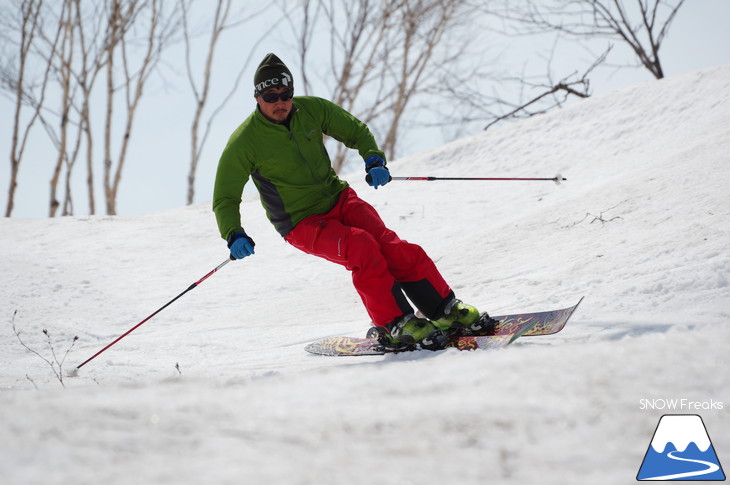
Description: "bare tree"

(379, 0), (465, 160)
(179, 0), (270, 205)
(35, 0), (105, 216)
(1, 0), (57, 217)
(508, 0), (686, 79)
(70, 0), (108, 215)
(47, 1), (74, 216)
(285, 0), (477, 172)
(3, 0), (180, 217)
(484, 47), (611, 131)
(102, 0), (180, 215)
(318, 0), (392, 171)
(281, 0), (320, 95)
(180, 0), (229, 206)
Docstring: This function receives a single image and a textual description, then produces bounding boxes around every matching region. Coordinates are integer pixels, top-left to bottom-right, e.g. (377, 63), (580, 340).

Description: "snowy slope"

(1, 65), (729, 485)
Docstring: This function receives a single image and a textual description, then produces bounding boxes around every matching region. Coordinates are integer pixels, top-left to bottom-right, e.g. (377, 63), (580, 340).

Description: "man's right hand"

(227, 232), (256, 260)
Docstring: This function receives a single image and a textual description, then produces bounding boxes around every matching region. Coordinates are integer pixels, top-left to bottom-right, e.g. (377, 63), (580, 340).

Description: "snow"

(2, 65), (729, 485)
(651, 415), (711, 453)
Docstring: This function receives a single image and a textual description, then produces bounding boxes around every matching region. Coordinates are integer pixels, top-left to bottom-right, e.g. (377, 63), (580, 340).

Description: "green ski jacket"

(213, 96), (385, 240)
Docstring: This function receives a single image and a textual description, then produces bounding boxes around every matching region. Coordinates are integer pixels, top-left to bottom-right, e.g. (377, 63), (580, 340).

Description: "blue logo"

(637, 415), (725, 481)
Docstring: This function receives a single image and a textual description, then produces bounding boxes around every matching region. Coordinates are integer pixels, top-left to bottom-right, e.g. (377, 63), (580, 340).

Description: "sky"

(1, 0), (729, 219)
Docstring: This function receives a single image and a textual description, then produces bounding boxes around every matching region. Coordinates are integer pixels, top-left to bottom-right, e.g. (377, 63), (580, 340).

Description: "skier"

(213, 53), (492, 349)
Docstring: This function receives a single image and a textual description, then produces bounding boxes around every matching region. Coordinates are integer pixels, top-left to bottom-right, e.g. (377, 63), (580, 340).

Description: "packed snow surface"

(2, 65), (729, 485)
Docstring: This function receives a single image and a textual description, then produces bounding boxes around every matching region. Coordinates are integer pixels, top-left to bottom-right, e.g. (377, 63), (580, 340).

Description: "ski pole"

(366, 173), (565, 185)
(71, 256), (233, 374)
(392, 173), (566, 184)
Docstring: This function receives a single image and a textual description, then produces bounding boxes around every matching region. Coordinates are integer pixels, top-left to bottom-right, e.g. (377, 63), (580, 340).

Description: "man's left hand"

(364, 155), (391, 189)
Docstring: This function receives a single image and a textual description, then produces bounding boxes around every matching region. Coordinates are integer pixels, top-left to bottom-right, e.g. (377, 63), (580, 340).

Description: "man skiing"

(213, 53), (491, 349)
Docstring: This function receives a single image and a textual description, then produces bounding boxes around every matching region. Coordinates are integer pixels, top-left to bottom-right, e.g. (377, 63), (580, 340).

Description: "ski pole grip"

(365, 173), (393, 185)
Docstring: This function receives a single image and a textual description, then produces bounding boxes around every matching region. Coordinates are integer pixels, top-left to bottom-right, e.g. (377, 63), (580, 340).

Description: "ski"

(488, 296), (583, 337)
(304, 298), (583, 356)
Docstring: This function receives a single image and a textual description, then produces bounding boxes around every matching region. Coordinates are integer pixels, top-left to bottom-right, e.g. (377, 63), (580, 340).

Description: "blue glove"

(364, 155), (391, 189)
(227, 231), (256, 260)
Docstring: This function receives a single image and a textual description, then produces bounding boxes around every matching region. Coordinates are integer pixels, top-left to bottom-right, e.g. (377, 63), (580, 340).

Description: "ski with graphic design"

(304, 298), (583, 356)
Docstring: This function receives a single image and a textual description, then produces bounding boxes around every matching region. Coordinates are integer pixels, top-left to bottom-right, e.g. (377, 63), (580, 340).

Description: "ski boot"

(367, 314), (449, 351)
(431, 299), (499, 337)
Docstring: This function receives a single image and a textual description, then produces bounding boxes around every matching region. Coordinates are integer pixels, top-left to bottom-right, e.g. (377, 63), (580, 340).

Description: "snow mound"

(1, 64), (729, 485)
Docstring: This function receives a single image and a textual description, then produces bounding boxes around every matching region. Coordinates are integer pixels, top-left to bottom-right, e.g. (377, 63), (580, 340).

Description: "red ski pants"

(284, 187), (453, 326)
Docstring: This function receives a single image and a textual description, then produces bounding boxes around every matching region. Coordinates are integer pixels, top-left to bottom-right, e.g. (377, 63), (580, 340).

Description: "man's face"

(256, 87), (294, 123)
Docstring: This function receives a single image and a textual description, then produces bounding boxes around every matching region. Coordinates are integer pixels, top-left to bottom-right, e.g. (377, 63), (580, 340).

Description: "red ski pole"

(71, 257), (233, 375)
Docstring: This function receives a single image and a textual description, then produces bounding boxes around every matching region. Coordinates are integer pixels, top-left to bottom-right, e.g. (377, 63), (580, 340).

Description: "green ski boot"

(432, 299), (496, 336)
(367, 314), (448, 350)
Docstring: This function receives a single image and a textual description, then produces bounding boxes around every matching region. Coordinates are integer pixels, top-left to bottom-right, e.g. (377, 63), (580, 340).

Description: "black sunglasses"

(259, 90), (294, 103)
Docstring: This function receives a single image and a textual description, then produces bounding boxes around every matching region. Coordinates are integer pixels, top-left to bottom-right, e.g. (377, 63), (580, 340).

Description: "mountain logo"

(281, 72), (292, 87)
(637, 414), (725, 481)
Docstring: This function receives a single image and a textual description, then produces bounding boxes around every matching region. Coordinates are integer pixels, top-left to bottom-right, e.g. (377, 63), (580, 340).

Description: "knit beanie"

(254, 53), (293, 95)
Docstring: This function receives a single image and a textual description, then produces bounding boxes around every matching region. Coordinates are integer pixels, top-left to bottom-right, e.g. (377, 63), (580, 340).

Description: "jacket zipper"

(288, 128), (332, 202)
